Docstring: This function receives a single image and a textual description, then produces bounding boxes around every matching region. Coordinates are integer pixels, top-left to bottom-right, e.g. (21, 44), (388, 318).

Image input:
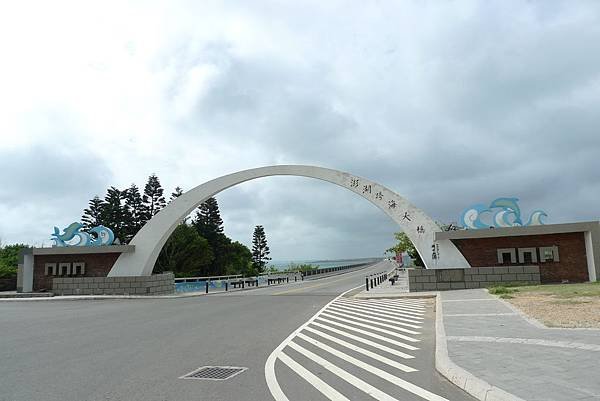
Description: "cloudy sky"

(1, 1), (599, 260)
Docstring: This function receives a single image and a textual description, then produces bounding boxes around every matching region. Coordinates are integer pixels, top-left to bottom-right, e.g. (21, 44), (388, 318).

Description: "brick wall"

(33, 253), (119, 291)
(451, 232), (589, 283)
(52, 273), (175, 296)
(408, 266), (541, 292)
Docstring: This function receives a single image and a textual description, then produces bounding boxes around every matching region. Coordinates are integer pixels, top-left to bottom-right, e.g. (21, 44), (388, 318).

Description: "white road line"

(290, 339), (450, 401)
(337, 298), (427, 313)
(335, 301), (425, 318)
(336, 299), (426, 314)
(337, 300), (426, 314)
(348, 298), (428, 308)
(339, 298), (427, 308)
(288, 341), (401, 401)
(328, 305), (422, 331)
(310, 321), (415, 359)
(333, 301), (424, 323)
(325, 307), (421, 335)
(265, 283), (365, 401)
(316, 317), (419, 351)
(350, 299), (427, 311)
(278, 351), (351, 401)
(301, 328), (418, 373)
(320, 312), (420, 343)
(327, 304), (422, 328)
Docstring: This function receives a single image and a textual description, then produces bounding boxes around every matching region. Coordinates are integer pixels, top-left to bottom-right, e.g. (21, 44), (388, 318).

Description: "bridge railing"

(174, 271), (302, 293)
(302, 259), (382, 278)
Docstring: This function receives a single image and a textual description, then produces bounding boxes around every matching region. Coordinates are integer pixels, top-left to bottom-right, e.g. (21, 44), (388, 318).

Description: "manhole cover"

(179, 366), (248, 381)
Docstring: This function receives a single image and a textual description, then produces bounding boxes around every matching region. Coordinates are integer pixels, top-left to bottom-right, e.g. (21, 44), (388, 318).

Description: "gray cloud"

(2, 1), (600, 258)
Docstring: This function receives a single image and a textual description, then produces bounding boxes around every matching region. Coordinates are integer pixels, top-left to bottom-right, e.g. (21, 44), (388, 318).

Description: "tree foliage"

(79, 177), (254, 277)
(0, 244), (30, 278)
(82, 196), (104, 230)
(142, 174), (166, 220)
(155, 224), (213, 276)
(386, 231), (424, 267)
(170, 186), (184, 201)
(193, 197), (223, 238)
(251, 225), (271, 272)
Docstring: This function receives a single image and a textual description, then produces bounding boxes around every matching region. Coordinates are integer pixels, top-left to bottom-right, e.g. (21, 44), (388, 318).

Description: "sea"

(268, 257), (381, 271)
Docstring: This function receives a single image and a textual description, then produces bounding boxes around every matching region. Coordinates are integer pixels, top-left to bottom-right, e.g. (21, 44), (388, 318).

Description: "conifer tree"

(170, 186), (184, 202)
(193, 197), (223, 239)
(142, 174), (166, 220)
(251, 225), (271, 272)
(192, 197), (227, 274)
(82, 196), (105, 230)
(101, 187), (128, 243)
(123, 184), (145, 242)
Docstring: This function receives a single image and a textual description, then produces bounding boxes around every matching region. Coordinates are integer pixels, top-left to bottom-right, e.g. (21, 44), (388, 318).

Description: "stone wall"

(408, 266), (541, 292)
(34, 253), (120, 291)
(451, 232), (588, 283)
(52, 272), (175, 296)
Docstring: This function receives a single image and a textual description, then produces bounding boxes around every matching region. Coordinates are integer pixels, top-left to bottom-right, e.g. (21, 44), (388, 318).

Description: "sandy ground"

(507, 294), (600, 328)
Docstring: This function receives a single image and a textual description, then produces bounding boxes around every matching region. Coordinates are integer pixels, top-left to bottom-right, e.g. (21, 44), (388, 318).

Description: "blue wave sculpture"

(489, 197), (522, 225)
(460, 198), (547, 229)
(459, 204), (491, 229)
(51, 223), (115, 247)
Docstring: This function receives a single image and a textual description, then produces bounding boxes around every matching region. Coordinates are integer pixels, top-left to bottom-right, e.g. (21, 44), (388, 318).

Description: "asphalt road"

(0, 262), (474, 401)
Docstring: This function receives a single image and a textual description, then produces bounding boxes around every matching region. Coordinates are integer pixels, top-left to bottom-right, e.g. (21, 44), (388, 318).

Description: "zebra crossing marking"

(302, 327), (417, 372)
(288, 341), (401, 401)
(278, 351), (351, 401)
(266, 284), (449, 401)
(309, 321), (415, 359)
(320, 312), (421, 342)
(316, 316), (420, 350)
(328, 303), (423, 327)
(335, 300), (425, 318)
(325, 306), (422, 335)
(330, 303), (422, 329)
(334, 300), (425, 320)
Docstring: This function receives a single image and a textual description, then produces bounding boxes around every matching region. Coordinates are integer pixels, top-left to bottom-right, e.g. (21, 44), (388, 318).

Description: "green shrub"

(0, 262), (17, 279)
(488, 286), (519, 295)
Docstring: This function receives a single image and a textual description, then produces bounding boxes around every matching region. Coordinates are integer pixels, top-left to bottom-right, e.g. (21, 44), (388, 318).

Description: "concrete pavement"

(0, 261), (477, 401)
(440, 289), (600, 401)
(267, 291), (476, 401)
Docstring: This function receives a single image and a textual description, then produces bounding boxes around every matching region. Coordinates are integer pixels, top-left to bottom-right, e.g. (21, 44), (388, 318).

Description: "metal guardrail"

(174, 259), (382, 294)
(302, 260), (381, 277)
(174, 272), (303, 294)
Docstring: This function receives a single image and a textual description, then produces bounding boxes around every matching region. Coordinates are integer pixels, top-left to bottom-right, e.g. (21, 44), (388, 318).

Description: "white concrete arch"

(108, 165), (470, 276)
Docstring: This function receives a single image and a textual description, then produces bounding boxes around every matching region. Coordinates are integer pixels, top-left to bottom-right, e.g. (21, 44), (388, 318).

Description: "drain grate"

(179, 366), (248, 381)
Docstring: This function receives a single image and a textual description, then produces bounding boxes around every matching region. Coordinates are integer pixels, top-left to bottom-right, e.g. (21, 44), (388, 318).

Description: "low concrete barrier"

(52, 272), (175, 296)
(409, 266), (540, 292)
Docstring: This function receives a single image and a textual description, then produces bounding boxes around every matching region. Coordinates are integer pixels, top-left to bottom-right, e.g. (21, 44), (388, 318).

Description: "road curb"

(434, 294), (527, 401)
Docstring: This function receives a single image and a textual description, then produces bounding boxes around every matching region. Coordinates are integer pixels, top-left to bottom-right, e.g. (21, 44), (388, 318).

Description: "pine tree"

(193, 197), (224, 239)
(142, 174), (166, 220)
(123, 184), (145, 242)
(101, 187), (128, 243)
(251, 225), (271, 272)
(192, 197), (227, 274)
(82, 196), (105, 230)
(170, 186), (184, 202)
